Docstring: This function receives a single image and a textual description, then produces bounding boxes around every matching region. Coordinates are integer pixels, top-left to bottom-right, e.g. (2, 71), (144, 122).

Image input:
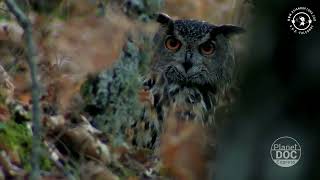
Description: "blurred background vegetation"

(0, 0), (318, 179)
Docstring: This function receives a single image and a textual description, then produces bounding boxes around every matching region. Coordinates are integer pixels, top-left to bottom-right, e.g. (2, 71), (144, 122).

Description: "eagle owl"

(137, 13), (244, 148)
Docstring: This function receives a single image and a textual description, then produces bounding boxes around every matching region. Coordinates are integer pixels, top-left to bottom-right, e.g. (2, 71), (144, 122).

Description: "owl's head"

(151, 13), (245, 94)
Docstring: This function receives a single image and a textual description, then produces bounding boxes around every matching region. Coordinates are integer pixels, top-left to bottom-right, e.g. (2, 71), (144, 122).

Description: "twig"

(4, 0), (42, 179)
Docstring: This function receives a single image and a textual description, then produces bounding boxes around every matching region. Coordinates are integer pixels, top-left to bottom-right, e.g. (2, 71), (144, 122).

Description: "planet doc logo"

(270, 136), (301, 167)
(288, 7), (316, 34)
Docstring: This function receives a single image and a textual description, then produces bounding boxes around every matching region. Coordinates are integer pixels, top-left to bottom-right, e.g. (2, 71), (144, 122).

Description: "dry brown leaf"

(0, 64), (15, 101)
(0, 151), (25, 178)
(0, 22), (23, 43)
(0, 105), (10, 122)
(111, 145), (130, 163)
(11, 63), (32, 106)
(127, 176), (139, 180)
(43, 115), (66, 133)
(59, 124), (110, 164)
(164, 0), (245, 24)
(160, 107), (208, 180)
(80, 161), (119, 180)
(164, 0), (204, 19)
(53, 15), (129, 75)
(138, 89), (151, 103)
(0, 143), (20, 166)
(41, 75), (83, 111)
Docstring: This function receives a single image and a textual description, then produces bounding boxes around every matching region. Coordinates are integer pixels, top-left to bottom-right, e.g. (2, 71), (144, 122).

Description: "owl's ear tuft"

(212, 25), (245, 38)
(156, 13), (173, 25)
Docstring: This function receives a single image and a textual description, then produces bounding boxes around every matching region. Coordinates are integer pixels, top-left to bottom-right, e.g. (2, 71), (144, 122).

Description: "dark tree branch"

(4, 0), (42, 179)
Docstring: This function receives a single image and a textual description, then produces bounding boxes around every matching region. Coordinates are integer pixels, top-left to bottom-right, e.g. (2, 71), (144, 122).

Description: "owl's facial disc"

(154, 14), (245, 93)
(164, 63), (212, 89)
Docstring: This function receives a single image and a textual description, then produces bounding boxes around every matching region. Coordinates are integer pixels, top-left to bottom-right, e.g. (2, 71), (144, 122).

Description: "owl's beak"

(182, 61), (192, 72)
(183, 52), (193, 72)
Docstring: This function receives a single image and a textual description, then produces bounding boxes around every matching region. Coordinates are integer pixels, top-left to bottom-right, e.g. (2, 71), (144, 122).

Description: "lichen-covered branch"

(4, 0), (42, 179)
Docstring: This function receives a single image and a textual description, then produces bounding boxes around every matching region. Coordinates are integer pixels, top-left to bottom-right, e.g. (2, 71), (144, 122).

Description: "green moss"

(0, 121), (53, 171)
(0, 88), (7, 105)
(80, 39), (151, 147)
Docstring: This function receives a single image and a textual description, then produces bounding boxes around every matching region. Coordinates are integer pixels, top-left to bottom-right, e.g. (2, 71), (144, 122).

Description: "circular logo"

(270, 136), (301, 167)
(288, 7), (316, 34)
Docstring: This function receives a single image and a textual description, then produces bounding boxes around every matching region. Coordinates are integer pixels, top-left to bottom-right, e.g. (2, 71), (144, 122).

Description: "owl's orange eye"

(199, 41), (215, 56)
(165, 36), (181, 51)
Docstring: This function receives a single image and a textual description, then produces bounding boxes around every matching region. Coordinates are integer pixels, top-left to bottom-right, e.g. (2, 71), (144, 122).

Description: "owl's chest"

(134, 77), (217, 148)
(150, 82), (216, 125)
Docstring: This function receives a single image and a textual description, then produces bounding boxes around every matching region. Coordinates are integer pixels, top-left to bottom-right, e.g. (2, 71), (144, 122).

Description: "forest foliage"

(0, 0), (250, 179)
